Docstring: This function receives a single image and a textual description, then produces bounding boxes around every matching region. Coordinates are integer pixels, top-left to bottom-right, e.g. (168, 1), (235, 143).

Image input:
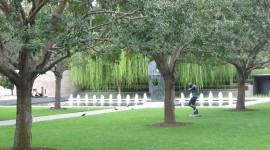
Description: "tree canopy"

(195, 0), (270, 109)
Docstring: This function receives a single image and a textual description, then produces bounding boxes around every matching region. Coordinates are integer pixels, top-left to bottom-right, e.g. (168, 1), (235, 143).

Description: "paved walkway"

(0, 106), (134, 127)
(0, 98), (270, 127)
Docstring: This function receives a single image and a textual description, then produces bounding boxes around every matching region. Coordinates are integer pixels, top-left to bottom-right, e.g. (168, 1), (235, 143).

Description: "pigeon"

(81, 113), (86, 116)
(114, 107), (118, 110)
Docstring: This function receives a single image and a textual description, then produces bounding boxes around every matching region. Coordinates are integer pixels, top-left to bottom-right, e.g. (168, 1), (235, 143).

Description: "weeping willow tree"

(70, 50), (236, 92)
(70, 51), (150, 92)
(177, 63), (236, 89)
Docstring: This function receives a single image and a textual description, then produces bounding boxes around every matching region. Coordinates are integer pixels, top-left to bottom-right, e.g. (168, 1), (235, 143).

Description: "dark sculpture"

(188, 83), (199, 116)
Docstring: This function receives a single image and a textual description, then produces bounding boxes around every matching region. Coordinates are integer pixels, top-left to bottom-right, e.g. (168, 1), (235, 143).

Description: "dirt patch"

(226, 109), (258, 112)
(0, 147), (56, 150)
(150, 122), (192, 128)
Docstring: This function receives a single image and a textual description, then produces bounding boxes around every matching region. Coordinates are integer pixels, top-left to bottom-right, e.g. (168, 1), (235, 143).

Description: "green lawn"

(0, 106), (111, 121)
(1, 103), (270, 150)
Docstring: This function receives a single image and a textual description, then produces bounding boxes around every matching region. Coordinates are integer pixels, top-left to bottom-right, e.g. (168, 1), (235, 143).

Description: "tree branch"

(38, 49), (71, 74)
(28, 0), (49, 24)
(6, 56), (18, 69)
(18, 3), (27, 24)
(170, 44), (185, 71)
(247, 38), (268, 70)
(0, 0), (12, 17)
(35, 0), (67, 72)
(89, 10), (139, 31)
(0, 36), (4, 61)
(81, 9), (115, 19)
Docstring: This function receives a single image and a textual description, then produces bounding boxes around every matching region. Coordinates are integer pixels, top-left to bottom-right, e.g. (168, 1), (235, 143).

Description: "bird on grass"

(114, 107), (118, 110)
(81, 113), (86, 116)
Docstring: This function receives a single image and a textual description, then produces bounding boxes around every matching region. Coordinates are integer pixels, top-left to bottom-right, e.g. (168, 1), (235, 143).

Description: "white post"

(100, 95), (105, 106)
(199, 93), (204, 107)
(93, 95), (97, 106)
(208, 91), (213, 106)
(218, 92), (223, 106)
(134, 94), (139, 105)
(143, 93), (147, 104)
(126, 95), (130, 105)
(228, 92), (233, 106)
(77, 95), (81, 106)
(180, 93), (185, 107)
(85, 94), (89, 106)
(117, 94), (121, 106)
(109, 94), (113, 106)
(68, 94), (73, 106)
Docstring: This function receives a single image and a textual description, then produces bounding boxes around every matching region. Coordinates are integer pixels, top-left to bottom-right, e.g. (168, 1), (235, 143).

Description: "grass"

(0, 107), (111, 121)
(1, 103), (270, 150)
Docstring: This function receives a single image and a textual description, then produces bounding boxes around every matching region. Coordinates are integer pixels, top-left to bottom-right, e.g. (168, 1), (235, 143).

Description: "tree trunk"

(53, 61), (65, 109)
(163, 75), (176, 124)
(117, 81), (122, 95)
(236, 69), (246, 110)
(153, 53), (177, 124)
(54, 75), (62, 109)
(13, 79), (34, 150)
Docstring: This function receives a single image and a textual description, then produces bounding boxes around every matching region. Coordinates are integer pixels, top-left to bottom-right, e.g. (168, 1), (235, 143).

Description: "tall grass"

(1, 103), (270, 150)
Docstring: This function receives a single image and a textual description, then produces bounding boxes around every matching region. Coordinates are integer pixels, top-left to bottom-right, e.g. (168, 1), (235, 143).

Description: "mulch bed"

(150, 122), (192, 128)
(0, 147), (56, 150)
(226, 109), (258, 112)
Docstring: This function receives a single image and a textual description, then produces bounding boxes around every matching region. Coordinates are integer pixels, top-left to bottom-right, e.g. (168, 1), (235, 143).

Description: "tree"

(112, 0), (204, 124)
(0, 1), (136, 149)
(70, 51), (149, 92)
(197, 0), (270, 110)
(52, 59), (66, 109)
(0, 73), (14, 95)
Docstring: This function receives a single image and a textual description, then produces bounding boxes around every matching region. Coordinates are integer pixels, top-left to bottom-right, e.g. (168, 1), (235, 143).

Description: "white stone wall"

(32, 70), (80, 97)
(0, 86), (12, 96)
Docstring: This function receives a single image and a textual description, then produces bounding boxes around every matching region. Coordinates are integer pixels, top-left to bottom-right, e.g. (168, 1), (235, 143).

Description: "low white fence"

(175, 91), (235, 107)
(68, 93), (149, 106)
(68, 91), (235, 107)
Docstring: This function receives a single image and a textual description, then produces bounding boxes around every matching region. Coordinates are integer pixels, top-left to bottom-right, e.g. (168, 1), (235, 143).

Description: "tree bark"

(54, 74), (62, 109)
(13, 78), (34, 150)
(163, 75), (176, 124)
(53, 61), (65, 109)
(153, 53), (176, 124)
(117, 81), (122, 95)
(236, 69), (246, 110)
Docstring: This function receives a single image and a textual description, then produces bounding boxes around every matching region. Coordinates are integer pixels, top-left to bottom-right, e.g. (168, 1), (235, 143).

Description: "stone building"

(32, 70), (80, 97)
